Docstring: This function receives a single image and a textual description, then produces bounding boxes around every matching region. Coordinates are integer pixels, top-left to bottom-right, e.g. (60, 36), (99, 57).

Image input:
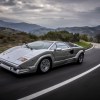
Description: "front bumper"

(0, 58), (37, 74)
(0, 58), (34, 74)
(0, 62), (30, 74)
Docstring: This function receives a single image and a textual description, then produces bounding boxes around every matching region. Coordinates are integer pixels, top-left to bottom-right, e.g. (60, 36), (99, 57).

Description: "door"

(54, 42), (73, 61)
(67, 42), (80, 57)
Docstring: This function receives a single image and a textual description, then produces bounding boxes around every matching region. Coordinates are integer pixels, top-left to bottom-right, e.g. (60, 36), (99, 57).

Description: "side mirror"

(55, 48), (62, 51)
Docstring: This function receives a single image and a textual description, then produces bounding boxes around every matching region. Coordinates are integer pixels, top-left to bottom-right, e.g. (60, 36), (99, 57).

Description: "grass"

(75, 40), (93, 49)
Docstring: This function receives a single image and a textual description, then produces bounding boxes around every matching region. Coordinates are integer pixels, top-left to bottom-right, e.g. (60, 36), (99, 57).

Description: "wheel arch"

(75, 50), (84, 59)
(34, 54), (54, 71)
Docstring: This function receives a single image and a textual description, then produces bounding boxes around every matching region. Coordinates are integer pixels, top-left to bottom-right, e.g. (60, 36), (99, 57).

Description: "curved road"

(0, 43), (100, 100)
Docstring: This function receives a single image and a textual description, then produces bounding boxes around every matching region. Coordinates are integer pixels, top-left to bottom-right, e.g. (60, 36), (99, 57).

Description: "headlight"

(17, 57), (28, 62)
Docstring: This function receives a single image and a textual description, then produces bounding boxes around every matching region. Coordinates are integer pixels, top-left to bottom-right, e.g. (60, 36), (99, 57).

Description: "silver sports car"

(0, 41), (85, 74)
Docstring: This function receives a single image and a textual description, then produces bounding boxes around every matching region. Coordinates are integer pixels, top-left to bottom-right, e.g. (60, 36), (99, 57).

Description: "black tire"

(77, 53), (84, 64)
(38, 58), (51, 73)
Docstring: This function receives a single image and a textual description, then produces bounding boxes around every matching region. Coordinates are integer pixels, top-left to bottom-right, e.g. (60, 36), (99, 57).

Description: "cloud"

(0, 0), (17, 6)
(24, 4), (43, 9)
(93, 7), (100, 13)
(0, 0), (100, 28)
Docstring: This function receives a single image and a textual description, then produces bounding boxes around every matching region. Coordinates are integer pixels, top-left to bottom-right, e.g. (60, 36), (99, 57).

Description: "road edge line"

(18, 64), (100, 100)
(85, 43), (94, 51)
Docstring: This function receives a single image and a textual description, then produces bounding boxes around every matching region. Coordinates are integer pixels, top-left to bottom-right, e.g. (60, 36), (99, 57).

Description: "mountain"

(56, 26), (100, 36)
(30, 27), (54, 35)
(0, 27), (20, 34)
(0, 20), (53, 35)
(0, 20), (100, 36)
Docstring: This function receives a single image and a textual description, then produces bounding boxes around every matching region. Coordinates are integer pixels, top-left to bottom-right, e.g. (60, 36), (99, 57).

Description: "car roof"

(41, 40), (68, 43)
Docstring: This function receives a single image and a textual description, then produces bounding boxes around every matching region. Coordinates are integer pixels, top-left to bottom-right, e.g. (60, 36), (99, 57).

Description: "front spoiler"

(0, 58), (37, 74)
(0, 63), (31, 74)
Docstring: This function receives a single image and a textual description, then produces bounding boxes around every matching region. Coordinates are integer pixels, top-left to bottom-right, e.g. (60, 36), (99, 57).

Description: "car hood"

(0, 46), (48, 66)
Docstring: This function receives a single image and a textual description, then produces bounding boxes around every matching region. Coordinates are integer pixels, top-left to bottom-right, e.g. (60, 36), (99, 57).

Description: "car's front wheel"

(38, 58), (51, 73)
(77, 53), (84, 64)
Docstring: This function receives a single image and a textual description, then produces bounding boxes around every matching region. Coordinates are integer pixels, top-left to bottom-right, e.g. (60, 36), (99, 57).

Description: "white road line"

(85, 44), (94, 51)
(18, 64), (100, 100)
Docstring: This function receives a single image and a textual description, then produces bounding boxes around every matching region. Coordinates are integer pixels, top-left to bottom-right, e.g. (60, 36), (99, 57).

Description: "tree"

(80, 34), (88, 41)
(72, 33), (80, 42)
(88, 36), (94, 42)
(40, 31), (74, 42)
(95, 34), (100, 43)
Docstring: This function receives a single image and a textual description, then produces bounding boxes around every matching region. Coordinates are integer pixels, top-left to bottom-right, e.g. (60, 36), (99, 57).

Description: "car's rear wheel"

(77, 53), (84, 64)
(38, 58), (51, 73)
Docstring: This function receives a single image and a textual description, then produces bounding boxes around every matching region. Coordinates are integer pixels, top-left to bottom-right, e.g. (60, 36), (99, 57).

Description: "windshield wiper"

(24, 42), (32, 50)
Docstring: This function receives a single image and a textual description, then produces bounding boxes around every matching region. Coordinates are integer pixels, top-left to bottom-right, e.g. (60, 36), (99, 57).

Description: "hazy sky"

(0, 0), (100, 28)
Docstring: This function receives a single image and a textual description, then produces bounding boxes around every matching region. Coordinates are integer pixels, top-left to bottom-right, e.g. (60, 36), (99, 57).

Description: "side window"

(50, 44), (56, 50)
(56, 42), (69, 49)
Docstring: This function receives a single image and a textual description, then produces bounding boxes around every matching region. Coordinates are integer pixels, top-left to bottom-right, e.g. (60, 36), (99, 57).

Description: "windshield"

(24, 41), (53, 50)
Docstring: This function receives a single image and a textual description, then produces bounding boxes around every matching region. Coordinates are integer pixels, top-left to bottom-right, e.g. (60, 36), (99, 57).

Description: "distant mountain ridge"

(0, 20), (100, 36)
(56, 26), (100, 36)
(0, 27), (21, 34)
(0, 20), (53, 35)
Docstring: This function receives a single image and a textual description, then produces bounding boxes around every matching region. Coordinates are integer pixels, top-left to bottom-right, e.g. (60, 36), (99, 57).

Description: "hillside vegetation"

(75, 40), (92, 49)
(0, 30), (92, 53)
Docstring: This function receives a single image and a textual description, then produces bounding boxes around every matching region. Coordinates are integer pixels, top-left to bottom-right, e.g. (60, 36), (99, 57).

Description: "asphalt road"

(0, 43), (100, 100)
